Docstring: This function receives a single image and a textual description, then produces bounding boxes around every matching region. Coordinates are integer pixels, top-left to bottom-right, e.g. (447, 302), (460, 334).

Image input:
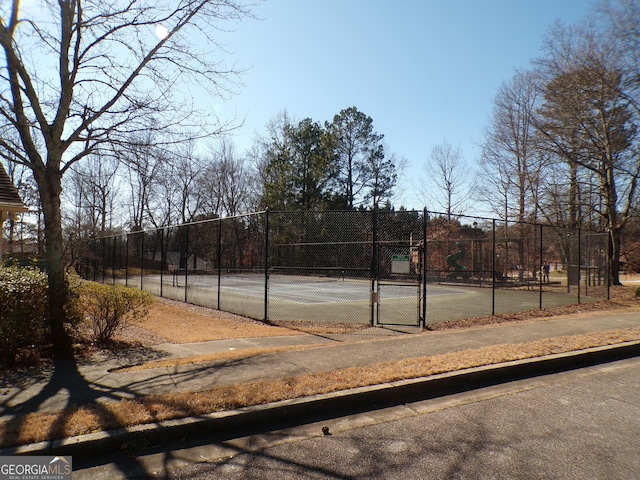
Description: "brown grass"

(138, 298), (300, 343)
(2, 326), (640, 449)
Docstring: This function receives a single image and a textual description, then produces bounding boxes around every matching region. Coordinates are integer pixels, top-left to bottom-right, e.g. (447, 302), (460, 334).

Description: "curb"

(3, 341), (640, 458)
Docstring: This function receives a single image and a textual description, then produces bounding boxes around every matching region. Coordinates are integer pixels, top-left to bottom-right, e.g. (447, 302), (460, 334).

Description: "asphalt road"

(76, 355), (640, 479)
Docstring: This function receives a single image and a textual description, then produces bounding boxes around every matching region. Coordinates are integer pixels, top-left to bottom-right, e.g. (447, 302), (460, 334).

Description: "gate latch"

(370, 291), (378, 304)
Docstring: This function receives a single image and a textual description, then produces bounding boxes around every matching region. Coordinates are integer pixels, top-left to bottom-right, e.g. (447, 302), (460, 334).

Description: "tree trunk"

(34, 166), (73, 358)
(605, 165), (622, 286)
(610, 228), (622, 285)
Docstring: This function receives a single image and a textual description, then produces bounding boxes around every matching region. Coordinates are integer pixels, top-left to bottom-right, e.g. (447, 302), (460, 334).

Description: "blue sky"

(214, 0), (598, 211)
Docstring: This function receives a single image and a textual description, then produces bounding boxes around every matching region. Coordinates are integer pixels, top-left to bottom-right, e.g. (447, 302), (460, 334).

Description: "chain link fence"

(80, 209), (610, 327)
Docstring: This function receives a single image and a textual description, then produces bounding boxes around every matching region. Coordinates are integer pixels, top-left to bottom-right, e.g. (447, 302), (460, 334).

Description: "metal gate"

(374, 241), (425, 327)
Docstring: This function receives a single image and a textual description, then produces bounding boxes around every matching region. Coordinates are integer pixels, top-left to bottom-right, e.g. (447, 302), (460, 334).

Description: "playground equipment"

(446, 242), (470, 279)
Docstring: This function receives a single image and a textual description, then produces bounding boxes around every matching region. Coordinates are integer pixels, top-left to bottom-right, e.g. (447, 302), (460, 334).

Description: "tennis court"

(170, 273), (464, 304)
(116, 271), (596, 327)
(89, 209), (609, 329)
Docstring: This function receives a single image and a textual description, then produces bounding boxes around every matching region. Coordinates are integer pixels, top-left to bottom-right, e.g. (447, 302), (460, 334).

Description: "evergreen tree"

(263, 118), (337, 210)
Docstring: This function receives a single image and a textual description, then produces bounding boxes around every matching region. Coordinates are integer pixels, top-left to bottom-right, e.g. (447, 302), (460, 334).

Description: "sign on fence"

(391, 254), (410, 274)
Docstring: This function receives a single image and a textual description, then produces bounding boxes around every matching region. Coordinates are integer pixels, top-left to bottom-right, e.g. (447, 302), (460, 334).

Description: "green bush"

(77, 282), (153, 344)
(64, 271), (84, 328)
(635, 286), (640, 298)
(0, 266), (49, 364)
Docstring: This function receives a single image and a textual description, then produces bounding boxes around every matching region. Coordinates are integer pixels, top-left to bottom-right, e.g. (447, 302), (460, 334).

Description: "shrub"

(77, 282), (154, 344)
(64, 271), (85, 329)
(635, 286), (640, 298)
(0, 266), (49, 364)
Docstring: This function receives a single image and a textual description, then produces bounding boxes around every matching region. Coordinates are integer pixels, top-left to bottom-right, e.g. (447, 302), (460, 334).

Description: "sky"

(212, 0), (599, 212)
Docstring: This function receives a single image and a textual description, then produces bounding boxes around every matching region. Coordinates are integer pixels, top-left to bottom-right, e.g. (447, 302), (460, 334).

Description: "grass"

(1, 326), (640, 449)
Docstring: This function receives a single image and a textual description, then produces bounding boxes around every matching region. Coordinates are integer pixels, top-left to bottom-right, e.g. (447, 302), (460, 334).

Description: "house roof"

(0, 163), (29, 212)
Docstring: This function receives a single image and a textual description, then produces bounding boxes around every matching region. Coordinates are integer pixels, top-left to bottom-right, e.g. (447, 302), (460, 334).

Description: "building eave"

(0, 202), (30, 213)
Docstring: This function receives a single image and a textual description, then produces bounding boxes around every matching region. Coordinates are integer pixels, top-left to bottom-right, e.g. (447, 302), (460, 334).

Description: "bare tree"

(160, 141), (207, 226)
(64, 152), (120, 270)
(535, 21), (639, 285)
(477, 70), (542, 224)
(599, 0), (640, 110)
(66, 153), (120, 236)
(202, 137), (257, 217)
(0, 0), (254, 353)
(476, 143), (513, 221)
(423, 140), (472, 218)
(121, 134), (164, 232)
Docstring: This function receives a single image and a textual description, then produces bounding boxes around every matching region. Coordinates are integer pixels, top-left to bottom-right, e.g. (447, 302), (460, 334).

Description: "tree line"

(65, 106), (399, 236)
(0, 0), (639, 353)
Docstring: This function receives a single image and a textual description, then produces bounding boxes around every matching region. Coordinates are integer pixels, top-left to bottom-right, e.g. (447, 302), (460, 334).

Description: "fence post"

(100, 237), (105, 283)
(539, 224), (543, 310)
(264, 209), (269, 322)
(91, 243), (96, 281)
(370, 208), (378, 327)
(111, 236), (116, 285)
(140, 231), (145, 291)
(585, 230), (590, 297)
(577, 228), (581, 304)
(492, 219), (496, 315)
(217, 218), (222, 310)
(607, 232), (611, 300)
(160, 228), (164, 298)
(421, 208), (427, 328)
(125, 233), (129, 288)
(184, 223), (189, 303)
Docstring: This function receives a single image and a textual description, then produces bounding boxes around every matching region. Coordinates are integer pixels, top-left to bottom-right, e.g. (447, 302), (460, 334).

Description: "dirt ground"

(123, 297), (300, 345)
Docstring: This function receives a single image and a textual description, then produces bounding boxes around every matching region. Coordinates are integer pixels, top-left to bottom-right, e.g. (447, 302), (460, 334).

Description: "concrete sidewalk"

(1, 308), (639, 456)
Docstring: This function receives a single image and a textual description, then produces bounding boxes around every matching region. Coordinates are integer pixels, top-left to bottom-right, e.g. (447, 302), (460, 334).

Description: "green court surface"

(111, 273), (606, 327)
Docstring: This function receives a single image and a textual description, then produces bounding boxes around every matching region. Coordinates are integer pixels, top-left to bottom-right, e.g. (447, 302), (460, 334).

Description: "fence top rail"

(272, 241), (373, 247)
(93, 210), (269, 240)
(90, 209), (608, 242)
